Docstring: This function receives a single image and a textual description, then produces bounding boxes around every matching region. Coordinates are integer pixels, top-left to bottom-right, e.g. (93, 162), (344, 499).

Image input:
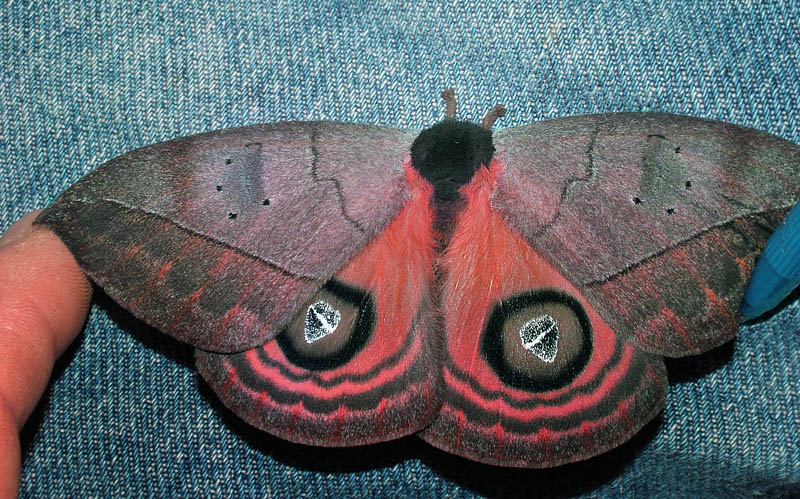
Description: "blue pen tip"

(740, 301), (759, 320)
(741, 258), (799, 319)
(741, 201), (800, 319)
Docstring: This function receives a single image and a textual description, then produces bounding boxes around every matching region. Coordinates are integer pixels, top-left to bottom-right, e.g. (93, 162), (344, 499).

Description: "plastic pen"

(741, 201), (800, 319)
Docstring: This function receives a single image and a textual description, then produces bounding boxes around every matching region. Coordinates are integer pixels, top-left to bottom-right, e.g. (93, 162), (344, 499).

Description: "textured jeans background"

(2, 1), (798, 497)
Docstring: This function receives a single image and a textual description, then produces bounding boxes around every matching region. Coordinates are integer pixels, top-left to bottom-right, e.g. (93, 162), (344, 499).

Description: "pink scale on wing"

(432, 355), (664, 466)
(440, 343), (637, 421)
(222, 365), (237, 393)
(646, 364), (661, 384)
(376, 398), (387, 434)
(217, 303), (242, 337)
(245, 332), (425, 399)
(538, 427), (550, 462)
(668, 246), (735, 326)
(131, 237), (203, 309)
(701, 285), (734, 324)
(120, 243), (144, 265)
(618, 399), (633, 429)
(661, 306), (692, 349)
(171, 285), (207, 326)
(287, 402), (302, 436)
(455, 410), (466, 449)
(581, 421), (593, 451)
(494, 421), (505, 458)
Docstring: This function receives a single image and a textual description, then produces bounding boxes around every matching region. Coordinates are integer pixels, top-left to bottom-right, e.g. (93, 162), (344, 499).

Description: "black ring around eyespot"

(481, 289), (593, 393)
(276, 278), (375, 372)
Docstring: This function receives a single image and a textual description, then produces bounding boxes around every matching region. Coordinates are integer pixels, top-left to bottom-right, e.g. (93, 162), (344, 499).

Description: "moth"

(35, 89), (800, 468)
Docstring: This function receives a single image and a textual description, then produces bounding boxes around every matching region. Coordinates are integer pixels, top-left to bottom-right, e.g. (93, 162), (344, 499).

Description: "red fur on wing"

(197, 162), (441, 446)
(336, 164), (437, 358)
(420, 159), (667, 467)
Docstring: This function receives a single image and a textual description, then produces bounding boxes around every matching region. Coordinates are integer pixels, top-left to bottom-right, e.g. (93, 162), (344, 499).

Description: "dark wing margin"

(36, 121), (418, 352)
(492, 113), (800, 356)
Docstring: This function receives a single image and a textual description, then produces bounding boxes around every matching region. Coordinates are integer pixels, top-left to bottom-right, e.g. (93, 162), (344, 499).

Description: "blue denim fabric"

(2, 1), (798, 496)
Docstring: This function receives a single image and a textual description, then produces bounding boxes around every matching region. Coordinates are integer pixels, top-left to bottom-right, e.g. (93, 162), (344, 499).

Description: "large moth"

(35, 90), (800, 467)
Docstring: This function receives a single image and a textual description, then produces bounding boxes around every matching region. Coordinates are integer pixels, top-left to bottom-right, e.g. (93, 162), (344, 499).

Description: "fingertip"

(0, 209), (41, 249)
(0, 214), (92, 427)
(0, 396), (21, 498)
(1, 226), (93, 353)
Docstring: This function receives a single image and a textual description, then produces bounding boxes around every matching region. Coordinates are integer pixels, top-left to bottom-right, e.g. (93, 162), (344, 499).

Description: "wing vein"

(531, 118), (601, 237)
(582, 209), (788, 287)
(309, 123), (367, 234)
(75, 196), (317, 282)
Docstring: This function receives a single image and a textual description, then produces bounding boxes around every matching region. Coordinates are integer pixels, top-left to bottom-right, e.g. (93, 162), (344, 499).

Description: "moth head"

(410, 89), (505, 201)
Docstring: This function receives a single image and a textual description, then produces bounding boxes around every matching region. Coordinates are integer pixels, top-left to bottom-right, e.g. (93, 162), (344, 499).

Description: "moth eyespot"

(228, 213), (237, 219)
(519, 314), (559, 363)
(216, 185), (222, 192)
(304, 300), (342, 344)
(276, 279), (375, 371)
(482, 289), (592, 392)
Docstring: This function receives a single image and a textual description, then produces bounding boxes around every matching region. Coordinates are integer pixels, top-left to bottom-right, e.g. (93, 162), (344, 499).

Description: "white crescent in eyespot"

(519, 314), (559, 363)
(304, 300), (342, 344)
